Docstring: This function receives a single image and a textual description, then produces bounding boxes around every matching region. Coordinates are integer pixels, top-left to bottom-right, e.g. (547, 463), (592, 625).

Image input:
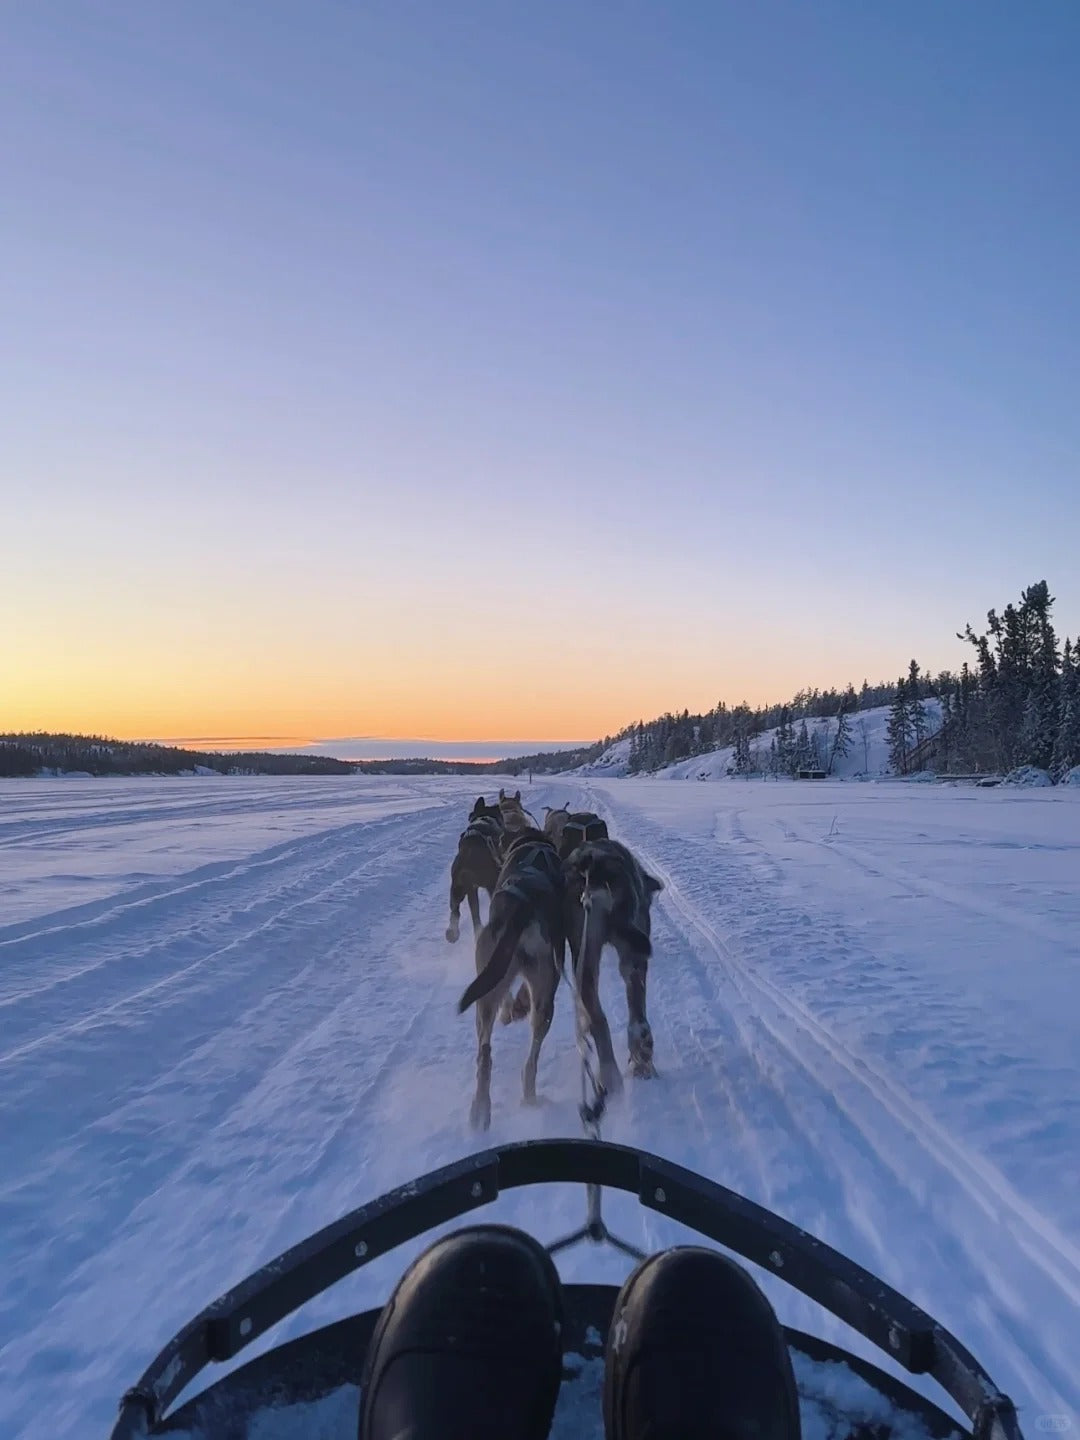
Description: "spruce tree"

(828, 702), (852, 775)
(1024, 583), (1060, 770)
(775, 707), (794, 773)
(887, 678), (913, 775)
(907, 659), (929, 754)
(795, 719), (812, 773)
(1052, 638), (1079, 777)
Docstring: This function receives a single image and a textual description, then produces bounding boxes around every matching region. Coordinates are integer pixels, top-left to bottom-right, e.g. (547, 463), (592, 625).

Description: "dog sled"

(108, 1137), (1022, 1440)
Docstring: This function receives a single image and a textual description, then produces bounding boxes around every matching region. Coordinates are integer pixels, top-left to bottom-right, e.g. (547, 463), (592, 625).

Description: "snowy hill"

(571, 735), (634, 777)
(659, 701), (942, 781)
(572, 703), (943, 782)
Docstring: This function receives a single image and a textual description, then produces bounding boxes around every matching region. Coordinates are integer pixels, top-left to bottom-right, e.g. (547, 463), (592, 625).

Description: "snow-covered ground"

(2, 776), (1078, 1438)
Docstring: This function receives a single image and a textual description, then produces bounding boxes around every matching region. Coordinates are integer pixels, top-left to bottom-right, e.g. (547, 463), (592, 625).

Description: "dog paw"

(469, 1097), (491, 1131)
(630, 1058), (658, 1080)
(445, 925), (459, 943)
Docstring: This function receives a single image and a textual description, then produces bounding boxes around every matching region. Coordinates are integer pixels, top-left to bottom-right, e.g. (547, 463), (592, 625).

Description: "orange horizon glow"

(0, 670), (866, 748)
(1, 659), (800, 748)
(3, 534), (957, 748)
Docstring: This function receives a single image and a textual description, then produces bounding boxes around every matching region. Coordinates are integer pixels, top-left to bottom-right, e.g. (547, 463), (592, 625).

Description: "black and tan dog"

(457, 827), (566, 1130)
(445, 797), (505, 943)
(563, 837), (663, 1093)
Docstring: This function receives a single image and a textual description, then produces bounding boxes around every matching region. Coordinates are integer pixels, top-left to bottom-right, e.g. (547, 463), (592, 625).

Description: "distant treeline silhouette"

(0, 733), (354, 778)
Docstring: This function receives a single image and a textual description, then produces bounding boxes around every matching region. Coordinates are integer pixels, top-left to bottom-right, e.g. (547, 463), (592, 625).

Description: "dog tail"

(457, 897), (528, 1013)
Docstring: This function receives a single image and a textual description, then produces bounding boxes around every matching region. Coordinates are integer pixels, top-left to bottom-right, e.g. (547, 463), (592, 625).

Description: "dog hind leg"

(575, 937), (623, 1097)
(470, 994), (497, 1131)
(521, 955), (556, 1105)
(616, 938), (656, 1078)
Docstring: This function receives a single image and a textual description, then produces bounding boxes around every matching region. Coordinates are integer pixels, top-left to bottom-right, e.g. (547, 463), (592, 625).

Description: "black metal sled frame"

(110, 1138), (1022, 1440)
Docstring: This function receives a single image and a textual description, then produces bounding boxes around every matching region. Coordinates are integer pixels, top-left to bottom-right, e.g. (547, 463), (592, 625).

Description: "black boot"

(603, 1246), (801, 1440)
(359, 1224), (564, 1440)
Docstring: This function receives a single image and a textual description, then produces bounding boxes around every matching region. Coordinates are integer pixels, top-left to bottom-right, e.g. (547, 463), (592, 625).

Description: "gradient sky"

(4, 2), (1079, 744)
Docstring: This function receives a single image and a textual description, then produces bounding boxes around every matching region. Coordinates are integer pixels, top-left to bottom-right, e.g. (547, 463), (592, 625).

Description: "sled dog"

(497, 788), (540, 834)
(445, 797), (505, 943)
(563, 837), (663, 1093)
(457, 828), (565, 1130)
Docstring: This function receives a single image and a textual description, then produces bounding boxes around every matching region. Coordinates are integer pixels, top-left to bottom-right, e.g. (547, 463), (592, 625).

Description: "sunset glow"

(4, 5), (1079, 748)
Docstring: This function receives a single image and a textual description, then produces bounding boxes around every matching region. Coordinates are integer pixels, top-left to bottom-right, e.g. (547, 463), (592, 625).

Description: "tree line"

(0, 733), (354, 778)
(888, 580), (1078, 779)
(600, 580), (1077, 781)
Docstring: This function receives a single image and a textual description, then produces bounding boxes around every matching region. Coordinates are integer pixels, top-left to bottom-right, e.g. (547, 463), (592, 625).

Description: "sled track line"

(0, 820), (455, 1070)
(581, 787), (1080, 1312)
(784, 819), (1078, 952)
(655, 860), (1080, 1309)
(0, 802), (457, 1010)
(0, 799), (452, 954)
(0, 786), (435, 852)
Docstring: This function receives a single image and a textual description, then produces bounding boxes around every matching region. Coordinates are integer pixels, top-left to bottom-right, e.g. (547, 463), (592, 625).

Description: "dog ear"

(645, 872), (664, 894)
(514, 789), (521, 801)
(499, 788), (505, 800)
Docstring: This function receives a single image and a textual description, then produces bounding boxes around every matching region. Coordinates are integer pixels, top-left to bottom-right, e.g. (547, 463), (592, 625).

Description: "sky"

(4, 2), (1079, 745)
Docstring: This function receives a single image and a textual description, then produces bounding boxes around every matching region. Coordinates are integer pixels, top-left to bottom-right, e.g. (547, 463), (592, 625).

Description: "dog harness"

(461, 818), (504, 865)
(500, 841), (562, 905)
(559, 815), (609, 857)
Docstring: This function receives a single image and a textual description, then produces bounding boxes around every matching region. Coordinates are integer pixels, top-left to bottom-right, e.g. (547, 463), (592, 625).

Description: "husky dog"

(446, 797), (505, 943)
(563, 838), (663, 1093)
(542, 804), (609, 860)
(494, 807), (608, 1025)
(498, 788), (540, 835)
(457, 828), (565, 1131)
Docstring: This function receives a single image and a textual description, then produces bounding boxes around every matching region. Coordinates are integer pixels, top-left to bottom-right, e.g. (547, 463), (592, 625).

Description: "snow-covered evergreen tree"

(1052, 638), (1079, 777)
(813, 718), (830, 770)
(732, 732), (753, 774)
(887, 678), (913, 774)
(828, 703), (852, 775)
(907, 659), (929, 754)
(774, 707), (794, 774)
(794, 719), (813, 773)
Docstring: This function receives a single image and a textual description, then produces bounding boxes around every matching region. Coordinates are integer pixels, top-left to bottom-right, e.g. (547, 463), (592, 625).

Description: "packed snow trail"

(0, 776), (1076, 1438)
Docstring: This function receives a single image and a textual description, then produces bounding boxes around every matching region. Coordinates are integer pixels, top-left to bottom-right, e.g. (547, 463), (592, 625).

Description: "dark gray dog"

(445, 797), (505, 943)
(563, 838), (663, 1093)
(457, 828), (566, 1131)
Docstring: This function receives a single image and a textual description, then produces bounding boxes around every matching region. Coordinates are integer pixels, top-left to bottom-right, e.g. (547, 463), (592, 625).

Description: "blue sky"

(4, 2), (1078, 742)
